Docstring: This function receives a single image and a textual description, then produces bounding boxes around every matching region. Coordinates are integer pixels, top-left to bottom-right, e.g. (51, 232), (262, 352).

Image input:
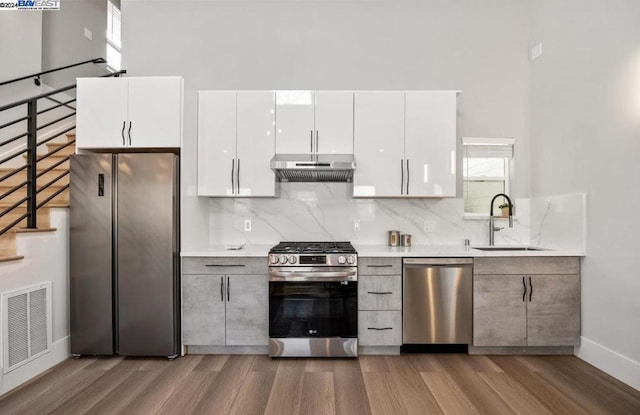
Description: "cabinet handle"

(231, 159), (235, 195)
(121, 121), (126, 145)
(205, 264), (246, 267)
(310, 130), (313, 153)
(400, 159), (404, 195)
(367, 327), (393, 331)
(529, 276), (533, 302)
(220, 276), (224, 302)
(315, 130), (319, 153)
(406, 159), (410, 195)
(127, 121), (132, 146)
(367, 264), (393, 268)
(367, 291), (393, 295)
(227, 276), (230, 302)
(522, 276), (527, 302)
(236, 158), (240, 194)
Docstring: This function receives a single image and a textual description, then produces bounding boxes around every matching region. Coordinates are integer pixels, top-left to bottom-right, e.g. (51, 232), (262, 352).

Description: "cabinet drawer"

(182, 257), (267, 275)
(358, 257), (402, 275)
(474, 257), (579, 275)
(358, 311), (402, 346)
(358, 275), (401, 311)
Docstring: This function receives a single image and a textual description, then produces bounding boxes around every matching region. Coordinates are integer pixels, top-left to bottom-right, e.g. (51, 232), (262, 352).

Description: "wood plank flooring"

(0, 354), (638, 415)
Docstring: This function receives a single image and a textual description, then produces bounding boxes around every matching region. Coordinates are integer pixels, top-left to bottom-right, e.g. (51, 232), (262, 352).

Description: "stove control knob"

(347, 255), (355, 264)
(288, 255), (297, 264)
(337, 255), (346, 264)
(279, 255), (288, 264)
(270, 255), (279, 265)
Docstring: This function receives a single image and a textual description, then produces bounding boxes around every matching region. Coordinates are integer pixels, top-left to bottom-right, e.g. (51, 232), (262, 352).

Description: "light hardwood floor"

(0, 354), (638, 414)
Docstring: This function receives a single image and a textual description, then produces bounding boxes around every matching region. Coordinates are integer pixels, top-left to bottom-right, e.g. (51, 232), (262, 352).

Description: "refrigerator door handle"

(98, 174), (104, 196)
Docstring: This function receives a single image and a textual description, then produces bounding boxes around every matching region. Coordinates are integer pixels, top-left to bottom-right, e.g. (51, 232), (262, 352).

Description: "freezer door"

(116, 153), (179, 356)
(70, 154), (114, 355)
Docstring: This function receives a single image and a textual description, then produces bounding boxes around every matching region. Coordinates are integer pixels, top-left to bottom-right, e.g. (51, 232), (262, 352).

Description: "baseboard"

(359, 346), (400, 355)
(574, 336), (640, 391)
(0, 336), (69, 397)
(187, 345), (268, 355)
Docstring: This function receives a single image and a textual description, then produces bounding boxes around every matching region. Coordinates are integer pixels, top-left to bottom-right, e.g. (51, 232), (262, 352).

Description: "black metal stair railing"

(0, 60), (126, 236)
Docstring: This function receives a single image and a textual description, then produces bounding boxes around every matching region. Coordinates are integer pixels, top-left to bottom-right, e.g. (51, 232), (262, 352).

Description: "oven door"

(269, 280), (357, 339)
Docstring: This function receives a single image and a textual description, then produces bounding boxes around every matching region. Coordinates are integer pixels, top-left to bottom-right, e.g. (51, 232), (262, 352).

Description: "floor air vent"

(2, 282), (52, 373)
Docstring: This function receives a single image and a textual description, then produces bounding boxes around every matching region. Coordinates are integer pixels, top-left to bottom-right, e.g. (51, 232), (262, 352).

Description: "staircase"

(0, 133), (75, 262)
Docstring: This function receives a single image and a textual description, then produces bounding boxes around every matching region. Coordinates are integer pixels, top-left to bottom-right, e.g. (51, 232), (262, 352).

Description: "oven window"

(269, 281), (357, 338)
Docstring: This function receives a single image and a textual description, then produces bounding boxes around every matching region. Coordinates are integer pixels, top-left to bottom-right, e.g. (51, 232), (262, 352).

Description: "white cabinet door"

(275, 91), (314, 154)
(127, 77), (182, 148)
(197, 91), (237, 196)
(353, 92), (405, 197)
(405, 91), (457, 197)
(314, 91), (353, 154)
(236, 91), (276, 197)
(76, 78), (128, 149)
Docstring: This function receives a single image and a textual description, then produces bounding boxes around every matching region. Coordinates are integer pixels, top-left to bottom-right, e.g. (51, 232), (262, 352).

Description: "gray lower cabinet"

(358, 257), (402, 347)
(182, 257), (268, 347)
(473, 257), (580, 347)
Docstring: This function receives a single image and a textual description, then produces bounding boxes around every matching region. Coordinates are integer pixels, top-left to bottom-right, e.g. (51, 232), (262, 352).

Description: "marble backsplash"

(531, 192), (586, 252)
(208, 182), (531, 246)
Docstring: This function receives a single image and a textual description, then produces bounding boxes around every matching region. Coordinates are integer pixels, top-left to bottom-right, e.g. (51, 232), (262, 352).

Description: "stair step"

(44, 142), (76, 157)
(0, 168), (70, 187)
(22, 154), (70, 170)
(0, 186), (69, 205)
(0, 255), (24, 263)
(0, 231), (16, 257)
(0, 207), (51, 228)
(15, 227), (57, 233)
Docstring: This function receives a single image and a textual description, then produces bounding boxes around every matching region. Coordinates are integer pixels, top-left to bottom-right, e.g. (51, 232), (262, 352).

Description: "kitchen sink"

(472, 246), (547, 251)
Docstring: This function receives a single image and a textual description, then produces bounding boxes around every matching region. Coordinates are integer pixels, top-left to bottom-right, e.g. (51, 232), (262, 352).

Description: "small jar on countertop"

(388, 230), (401, 247)
(401, 234), (412, 247)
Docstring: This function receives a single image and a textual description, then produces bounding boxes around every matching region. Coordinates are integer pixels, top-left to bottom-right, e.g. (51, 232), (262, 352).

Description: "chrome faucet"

(489, 193), (513, 246)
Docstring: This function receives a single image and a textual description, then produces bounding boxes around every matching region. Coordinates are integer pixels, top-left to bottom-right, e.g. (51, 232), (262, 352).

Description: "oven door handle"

(268, 270), (357, 282)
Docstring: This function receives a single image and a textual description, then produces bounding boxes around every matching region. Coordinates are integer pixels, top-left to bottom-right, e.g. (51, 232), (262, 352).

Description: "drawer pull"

(367, 264), (393, 268)
(367, 291), (393, 295)
(205, 264), (246, 267)
(367, 327), (393, 331)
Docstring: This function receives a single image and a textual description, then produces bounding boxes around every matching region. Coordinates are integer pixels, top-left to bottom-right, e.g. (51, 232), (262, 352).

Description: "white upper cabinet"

(76, 77), (183, 149)
(405, 91), (457, 197)
(198, 91), (236, 196)
(275, 91), (354, 154)
(236, 91), (277, 197)
(197, 91), (276, 197)
(353, 90), (459, 198)
(275, 91), (314, 154)
(353, 92), (405, 197)
(314, 91), (354, 154)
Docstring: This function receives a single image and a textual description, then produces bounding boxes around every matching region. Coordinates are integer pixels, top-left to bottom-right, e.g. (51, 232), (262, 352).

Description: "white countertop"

(182, 244), (585, 258)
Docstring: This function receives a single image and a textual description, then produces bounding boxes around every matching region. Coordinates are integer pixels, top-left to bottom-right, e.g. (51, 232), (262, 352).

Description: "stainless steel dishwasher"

(403, 258), (473, 344)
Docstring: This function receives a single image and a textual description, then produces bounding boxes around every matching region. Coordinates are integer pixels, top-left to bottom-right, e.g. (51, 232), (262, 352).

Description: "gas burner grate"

(270, 241), (356, 254)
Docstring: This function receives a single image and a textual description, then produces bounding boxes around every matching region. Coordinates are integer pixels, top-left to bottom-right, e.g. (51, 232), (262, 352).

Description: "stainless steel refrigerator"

(70, 153), (180, 357)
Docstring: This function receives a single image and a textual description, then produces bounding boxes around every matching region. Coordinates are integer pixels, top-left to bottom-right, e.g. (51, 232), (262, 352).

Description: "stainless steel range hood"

(271, 154), (356, 182)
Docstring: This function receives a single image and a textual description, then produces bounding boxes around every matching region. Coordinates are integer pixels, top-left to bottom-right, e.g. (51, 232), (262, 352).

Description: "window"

(462, 137), (515, 215)
(106, 1), (121, 71)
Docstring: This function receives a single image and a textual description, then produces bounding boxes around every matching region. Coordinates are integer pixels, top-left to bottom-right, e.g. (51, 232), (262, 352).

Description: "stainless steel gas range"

(268, 242), (358, 357)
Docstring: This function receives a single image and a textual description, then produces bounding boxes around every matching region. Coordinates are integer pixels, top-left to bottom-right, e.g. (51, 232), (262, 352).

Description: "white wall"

(41, 0), (110, 88)
(530, 0), (640, 389)
(121, 0), (532, 250)
(0, 209), (70, 395)
(0, 12), (42, 83)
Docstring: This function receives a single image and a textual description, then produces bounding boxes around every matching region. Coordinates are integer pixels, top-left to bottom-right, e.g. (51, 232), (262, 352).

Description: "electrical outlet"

(84, 27), (92, 40)
(353, 220), (360, 232)
(423, 220), (436, 233)
(244, 219), (252, 232)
